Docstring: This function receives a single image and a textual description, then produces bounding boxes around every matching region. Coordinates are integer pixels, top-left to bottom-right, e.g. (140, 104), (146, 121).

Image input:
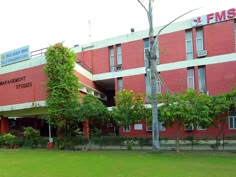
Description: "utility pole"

(138, 0), (200, 151)
(137, 0), (160, 150)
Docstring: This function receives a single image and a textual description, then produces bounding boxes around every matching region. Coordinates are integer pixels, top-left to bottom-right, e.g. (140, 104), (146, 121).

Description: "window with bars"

(229, 110), (236, 129)
(116, 45), (122, 70)
(117, 77), (123, 91)
(185, 30), (193, 60)
(198, 66), (206, 92)
(109, 47), (115, 72)
(187, 68), (195, 89)
(144, 38), (150, 67)
(196, 27), (204, 51)
(123, 125), (131, 132)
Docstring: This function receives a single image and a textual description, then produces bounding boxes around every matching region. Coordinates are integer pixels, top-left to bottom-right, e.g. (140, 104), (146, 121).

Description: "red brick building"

(0, 8), (236, 139)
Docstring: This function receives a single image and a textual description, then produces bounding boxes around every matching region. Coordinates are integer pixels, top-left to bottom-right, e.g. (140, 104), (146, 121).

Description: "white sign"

(134, 124), (143, 130)
(1, 46), (30, 66)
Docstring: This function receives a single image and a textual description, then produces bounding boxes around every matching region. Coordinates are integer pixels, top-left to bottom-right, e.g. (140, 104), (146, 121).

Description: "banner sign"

(1, 46), (30, 66)
(192, 8), (236, 27)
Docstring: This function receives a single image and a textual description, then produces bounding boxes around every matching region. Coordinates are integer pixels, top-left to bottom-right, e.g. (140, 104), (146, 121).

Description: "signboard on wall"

(134, 124), (143, 130)
(192, 8), (236, 27)
(1, 46), (30, 66)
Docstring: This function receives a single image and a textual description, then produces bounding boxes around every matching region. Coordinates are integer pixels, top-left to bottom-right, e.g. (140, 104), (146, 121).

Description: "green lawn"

(0, 149), (235, 177)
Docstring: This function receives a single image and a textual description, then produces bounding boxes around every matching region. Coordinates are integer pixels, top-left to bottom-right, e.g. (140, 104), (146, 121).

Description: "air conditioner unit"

(197, 50), (207, 58)
(116, 64), (122, 71)
(146, 126), (152, 132)
(184, 124), (194, 131)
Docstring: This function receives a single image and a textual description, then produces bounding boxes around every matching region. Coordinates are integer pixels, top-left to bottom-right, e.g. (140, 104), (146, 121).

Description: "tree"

(44, 43), (80, 135)
(78, 94), (110, 138)
(78, 94), (109, 122)
(158, 90), (213, 152)
(210, 94), (231, 141)
(112, 89), (147, 128)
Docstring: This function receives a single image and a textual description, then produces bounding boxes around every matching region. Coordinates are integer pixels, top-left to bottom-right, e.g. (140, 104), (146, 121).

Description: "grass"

(0, 149), (235, 177)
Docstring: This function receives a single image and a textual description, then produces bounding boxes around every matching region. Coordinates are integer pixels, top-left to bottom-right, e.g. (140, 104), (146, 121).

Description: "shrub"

(23, 127), (40, 148)
(3, 133), (16, 146)
(14, 136), (25, 147)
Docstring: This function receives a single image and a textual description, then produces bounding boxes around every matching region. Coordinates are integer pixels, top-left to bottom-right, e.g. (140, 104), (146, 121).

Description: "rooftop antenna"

(88, 19), (92, 42)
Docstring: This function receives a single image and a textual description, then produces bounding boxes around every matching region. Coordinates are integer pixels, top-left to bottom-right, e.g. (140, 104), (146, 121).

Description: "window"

(229, 110), (236, 129)
(116, 45), (122, 70)
(123, 125), (130, 132)
(184, 124), (194, 131)
(109, 47), (115, 72)
(196, 27), (204, 51)
(187, 68), (195, 89)
(185, 30), (193, 60)
(107, 123), (113, 128)
(198, 66), (206, 92)
(146, 122), (166, 131)
(144, 38), (150, 67)
(197, 125), (207, 130)
(117, 77), (123, 91)
(159, 122), (166, 131)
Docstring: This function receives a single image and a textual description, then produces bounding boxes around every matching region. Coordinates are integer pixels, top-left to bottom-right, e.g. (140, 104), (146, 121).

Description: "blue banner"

(1, 46), (30, 66)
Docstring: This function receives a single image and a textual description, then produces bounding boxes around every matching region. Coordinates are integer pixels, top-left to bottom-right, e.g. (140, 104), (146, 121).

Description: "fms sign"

(192, 8), (236, 27)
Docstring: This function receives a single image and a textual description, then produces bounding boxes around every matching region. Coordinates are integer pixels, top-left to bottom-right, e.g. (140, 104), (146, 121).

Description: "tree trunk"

(176, 124), (181, 152)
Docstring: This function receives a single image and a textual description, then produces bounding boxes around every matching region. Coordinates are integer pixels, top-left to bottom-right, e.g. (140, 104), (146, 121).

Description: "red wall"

(120, 120), (236, 140)
(159, 30), (186, 64)
(161, 69), (187, 93)
(78, 47), (110, 74)
(0, 65), (47, 106)
(204, 20), (235, 57)
(206, 61), (236, 95)
(122, 40), (144, 69)
(122, 75), (145, 94)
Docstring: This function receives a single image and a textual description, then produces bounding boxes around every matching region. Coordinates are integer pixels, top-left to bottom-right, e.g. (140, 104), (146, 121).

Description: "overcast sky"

(0, 0), (235, 53)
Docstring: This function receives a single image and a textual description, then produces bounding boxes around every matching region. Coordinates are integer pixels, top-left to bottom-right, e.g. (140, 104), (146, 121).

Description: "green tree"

(78, 94), (109, 138)
(112, 89), (147, 127)
(158, 90), (213, 152)
(44, 43), (80, 135)
(210, 94), (231, 141)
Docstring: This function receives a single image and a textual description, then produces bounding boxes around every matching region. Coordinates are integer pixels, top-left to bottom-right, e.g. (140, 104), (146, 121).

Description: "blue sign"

(1, 46), (30, 66)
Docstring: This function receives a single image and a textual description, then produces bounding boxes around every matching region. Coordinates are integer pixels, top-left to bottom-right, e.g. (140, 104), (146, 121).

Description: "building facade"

(0, 8), (236, 139)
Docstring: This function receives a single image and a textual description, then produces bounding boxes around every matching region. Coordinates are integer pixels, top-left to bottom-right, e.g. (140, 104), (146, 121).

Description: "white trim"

(157, 53), (236, 72)
(92, 67), (145, 81)
(92, 53), (236, 81)
(0, 55), (46, 74)
(74, 64), (93, 80)
(0, 101), (46, 112)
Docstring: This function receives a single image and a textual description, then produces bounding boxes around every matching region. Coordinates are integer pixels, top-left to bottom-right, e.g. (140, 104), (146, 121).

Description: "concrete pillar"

(1, 117), (9, 134)
(83, 120), (90, 138)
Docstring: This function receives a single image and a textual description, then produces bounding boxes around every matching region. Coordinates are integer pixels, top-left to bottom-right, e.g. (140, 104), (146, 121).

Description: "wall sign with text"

(192, 8), (236, 27)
